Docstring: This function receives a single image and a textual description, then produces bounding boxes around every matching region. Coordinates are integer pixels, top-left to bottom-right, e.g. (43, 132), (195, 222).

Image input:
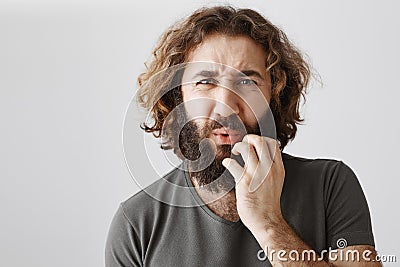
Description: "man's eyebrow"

(239, 70), (265, 80)
(191, 70), (218, 79)
(190, 69), (264, 80)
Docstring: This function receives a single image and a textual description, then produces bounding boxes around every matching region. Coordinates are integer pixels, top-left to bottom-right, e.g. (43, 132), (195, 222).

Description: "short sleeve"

(105, 204), (143, 267)
(324, 161), (375, 249)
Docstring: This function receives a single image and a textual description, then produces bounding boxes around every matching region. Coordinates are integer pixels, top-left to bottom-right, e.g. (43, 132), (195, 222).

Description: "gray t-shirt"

(105, 152), (375, 266)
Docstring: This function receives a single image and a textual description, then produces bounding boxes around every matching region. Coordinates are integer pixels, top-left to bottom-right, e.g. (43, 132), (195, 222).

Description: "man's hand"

(222, 134), (382, 266)
(222, 134), (285, 233)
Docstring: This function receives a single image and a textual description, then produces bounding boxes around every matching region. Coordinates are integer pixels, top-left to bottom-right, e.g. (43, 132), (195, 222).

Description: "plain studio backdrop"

(1, 0), (399, 266)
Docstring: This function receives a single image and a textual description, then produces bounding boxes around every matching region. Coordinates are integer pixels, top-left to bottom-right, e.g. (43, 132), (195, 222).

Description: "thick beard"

(179, 116), (260, 193)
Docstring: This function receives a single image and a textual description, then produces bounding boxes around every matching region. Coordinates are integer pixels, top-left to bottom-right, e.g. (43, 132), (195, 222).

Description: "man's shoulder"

(122, 167), (183, 203)
(281, 151), (350, 182)
(119, 166), (195, 226)
(281, 151), (362, 196)
(282, 151), (342, 168)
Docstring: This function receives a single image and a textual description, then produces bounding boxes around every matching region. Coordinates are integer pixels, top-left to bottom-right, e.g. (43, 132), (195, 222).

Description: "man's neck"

(191, 177), (240, 223)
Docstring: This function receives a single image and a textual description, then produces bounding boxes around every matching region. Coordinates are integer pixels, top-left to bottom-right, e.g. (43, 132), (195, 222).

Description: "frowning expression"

(181, 34), (272, 145)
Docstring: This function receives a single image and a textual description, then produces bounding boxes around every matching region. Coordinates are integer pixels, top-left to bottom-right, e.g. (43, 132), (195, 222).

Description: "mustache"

(204, 114), (248, 133)
(178, 114), (260, 160)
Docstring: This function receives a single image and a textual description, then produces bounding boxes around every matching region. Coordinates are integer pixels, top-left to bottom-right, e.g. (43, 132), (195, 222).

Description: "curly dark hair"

(136, 5), (312, 152)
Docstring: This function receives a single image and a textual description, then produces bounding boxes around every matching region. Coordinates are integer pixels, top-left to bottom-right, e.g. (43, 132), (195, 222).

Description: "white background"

(1, 0), (399, 266)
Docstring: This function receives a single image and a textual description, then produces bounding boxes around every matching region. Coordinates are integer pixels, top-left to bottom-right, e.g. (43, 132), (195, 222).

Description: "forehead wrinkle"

(208, 47), (253, 72)
(199, 50), (264, 79)
(188, 38), (252, 67)
(185, 34), (269, 82)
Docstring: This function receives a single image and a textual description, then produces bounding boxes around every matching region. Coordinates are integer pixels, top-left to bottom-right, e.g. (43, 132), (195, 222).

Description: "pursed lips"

(211, 128), (244, 145)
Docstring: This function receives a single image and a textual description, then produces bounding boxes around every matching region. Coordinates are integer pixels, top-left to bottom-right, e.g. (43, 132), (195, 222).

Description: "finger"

(263, 137), (278, 163)
(222, 158), (246, 184)
(271, 138), (283, 166)
(242, 135), (274, 192)
(261, 137), (282, 164)
(242, 134), (273, 165)
(231, 141), (258, 173)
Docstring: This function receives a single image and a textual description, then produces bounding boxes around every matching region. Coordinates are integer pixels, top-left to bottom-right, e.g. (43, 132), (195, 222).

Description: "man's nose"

(212, 86), (240, 117)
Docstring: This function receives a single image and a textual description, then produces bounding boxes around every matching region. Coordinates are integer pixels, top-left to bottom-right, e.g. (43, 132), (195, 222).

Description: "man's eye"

(195, 79), (216, 85)
(237, 79), (257, 85)
(194, 78), (217, 90)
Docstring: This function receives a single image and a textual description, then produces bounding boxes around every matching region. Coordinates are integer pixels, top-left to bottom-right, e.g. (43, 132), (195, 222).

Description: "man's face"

(179, 34), (272, 191)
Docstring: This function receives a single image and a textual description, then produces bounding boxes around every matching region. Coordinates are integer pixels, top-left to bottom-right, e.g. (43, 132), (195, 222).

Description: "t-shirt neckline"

(182, 160), (244, 229)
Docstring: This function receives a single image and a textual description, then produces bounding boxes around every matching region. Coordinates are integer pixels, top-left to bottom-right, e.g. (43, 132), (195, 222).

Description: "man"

(106, 6), (380, 266)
